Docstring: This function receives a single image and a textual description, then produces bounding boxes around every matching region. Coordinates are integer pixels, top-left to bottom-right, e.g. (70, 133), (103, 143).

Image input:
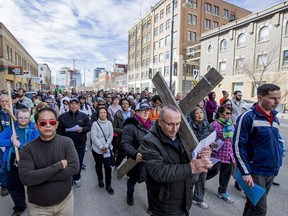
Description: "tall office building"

(127, 0), (251, 94)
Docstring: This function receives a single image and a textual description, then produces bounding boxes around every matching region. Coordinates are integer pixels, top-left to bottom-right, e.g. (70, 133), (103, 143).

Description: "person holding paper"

(91, 107), (114, 195)
(57, 98), (91, 188)
(207, 105), (235, 203)
(233, 84), (283, 216)
(189, 106), (214, 209)
(142, 105), (212, 216)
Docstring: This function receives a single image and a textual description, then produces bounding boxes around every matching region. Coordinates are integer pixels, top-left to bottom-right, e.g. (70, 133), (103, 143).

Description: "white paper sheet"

(210, 157), (220, 165)
(213, 139), (225, 152)
(192, 131), (216, 159)
(66, 125), (80, 132)
(103, 150), (111, 158)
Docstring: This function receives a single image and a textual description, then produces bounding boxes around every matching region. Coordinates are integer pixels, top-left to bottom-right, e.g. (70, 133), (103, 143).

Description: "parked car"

(242, 99), (255, 112)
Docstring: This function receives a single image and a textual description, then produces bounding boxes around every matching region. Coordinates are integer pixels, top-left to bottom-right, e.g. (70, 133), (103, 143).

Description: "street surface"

(1, 119), (288, 216)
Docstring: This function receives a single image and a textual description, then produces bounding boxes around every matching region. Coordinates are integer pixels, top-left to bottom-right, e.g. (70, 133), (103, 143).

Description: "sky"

(0, 0), (284, 85)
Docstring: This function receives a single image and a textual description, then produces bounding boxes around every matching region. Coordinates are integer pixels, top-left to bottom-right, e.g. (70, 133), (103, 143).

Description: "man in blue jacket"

(233, 84), (282, 216)
(0, 108), (39, 216)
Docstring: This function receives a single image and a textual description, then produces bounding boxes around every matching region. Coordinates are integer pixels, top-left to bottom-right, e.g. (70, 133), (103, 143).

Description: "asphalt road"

(1, 119), (288, 216)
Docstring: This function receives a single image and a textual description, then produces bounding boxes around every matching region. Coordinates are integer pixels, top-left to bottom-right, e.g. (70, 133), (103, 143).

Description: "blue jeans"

(0, 150), (7, 186)
(73, 146), (85, 181)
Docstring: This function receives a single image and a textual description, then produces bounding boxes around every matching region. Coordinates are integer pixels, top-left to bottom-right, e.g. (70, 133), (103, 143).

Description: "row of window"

(205, 3), (234, 20)
(5, 44), (36, 73)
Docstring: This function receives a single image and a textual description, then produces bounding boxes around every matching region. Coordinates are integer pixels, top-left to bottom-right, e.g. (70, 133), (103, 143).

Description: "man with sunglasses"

(18, 107), (79, 216)
(0, 108), (39, 216)
(57, 98), (91, 188)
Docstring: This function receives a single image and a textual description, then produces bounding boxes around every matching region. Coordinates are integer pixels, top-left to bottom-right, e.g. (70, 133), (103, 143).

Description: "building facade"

(199, 1), (288, 104)
(127, 0), (251, 94)
(0, 23), (39, 91)
(38, 63), (52, 91)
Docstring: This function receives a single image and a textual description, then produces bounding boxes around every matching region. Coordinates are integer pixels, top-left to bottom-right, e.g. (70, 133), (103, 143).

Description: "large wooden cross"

(117, 68), (223, 179)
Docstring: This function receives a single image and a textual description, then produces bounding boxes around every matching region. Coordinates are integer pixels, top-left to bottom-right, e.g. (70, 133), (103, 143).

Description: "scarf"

(135, 114), (150, 129)
(217, 117), (233, 139)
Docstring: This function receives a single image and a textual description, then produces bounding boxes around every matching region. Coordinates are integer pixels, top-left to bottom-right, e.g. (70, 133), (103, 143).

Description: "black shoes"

(1, 186), (9, 196)
(127, 193), (134, 206)
(272, 181), (280, 186)
(11, 210), (24, 216)
(235, 181), (242, 192)
(106, 186), (114, 195)
(98, 180), (104, 188)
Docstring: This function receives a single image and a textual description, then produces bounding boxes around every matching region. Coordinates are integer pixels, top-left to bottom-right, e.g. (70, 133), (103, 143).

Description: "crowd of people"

(0, 84), (285, 216)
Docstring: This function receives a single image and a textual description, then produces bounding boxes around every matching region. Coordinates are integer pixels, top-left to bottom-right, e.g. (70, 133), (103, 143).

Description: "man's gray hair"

(160, 105), (181, 119)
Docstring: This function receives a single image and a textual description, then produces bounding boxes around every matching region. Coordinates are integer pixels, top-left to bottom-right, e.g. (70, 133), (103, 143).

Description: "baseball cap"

(69, 98), (79, 103)
(44, 96), (53, 103)
(135, 102), (152, 111)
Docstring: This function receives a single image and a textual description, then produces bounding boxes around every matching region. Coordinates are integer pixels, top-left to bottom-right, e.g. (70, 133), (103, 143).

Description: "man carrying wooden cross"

(142, 105), (212, 216)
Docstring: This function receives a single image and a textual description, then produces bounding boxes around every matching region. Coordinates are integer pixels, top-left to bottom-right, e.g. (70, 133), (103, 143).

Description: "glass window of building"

(213, 21), (218, 28)
(159, 38), (164, 48)
(192, 32), (196, 42)
(160, 9), (164, 19)
(165, 35), (170, 45)
(188, 31), (192, 41)
(166, 4), (171, 14)
(237, 33), (246, 47)
(154, 55), (158, 63)
(166, 19), (171, 29)
(214, 6), (219, 16)
(207, 44), (213, 53)
(165, 51), (170, 60)
(285, 21), (288, 35)
(193, 0), (198, 8)
(154, 27), (158, 36)
(164, 66), (169, 76)
(257, 54), (267, 67)
(159, 53), (164, 62)
(220, 39), (227, 51)
(147, 20), (151, 28)
(223, 9), (229, 19)
(207, 65), (211, 72)
(219, 61), (227, 73)
(204, 19), (211, 29)
(188, 14), (192, 24)
(205, 3), (211, 13)
(193, 15), (197, 25)
(155, 13), (159, 23)
(159, 23), (164, 33)
(258, 26), (269, 42)
(235, 58), (244, 72)
(283, 50), (288, 66)
(154, 41), (158, 50)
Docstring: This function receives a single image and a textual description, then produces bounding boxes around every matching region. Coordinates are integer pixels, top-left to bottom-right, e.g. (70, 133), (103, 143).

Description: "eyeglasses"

(225, 112), (232, 115)
(98, 103), (105, 106)
(106, 96), (112, 98)
(39, 119), (57, 127)
(160, 118), (181, 127)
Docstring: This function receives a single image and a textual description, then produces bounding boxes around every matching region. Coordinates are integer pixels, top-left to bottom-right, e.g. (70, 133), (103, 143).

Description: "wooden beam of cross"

(117, 68), (223, 179)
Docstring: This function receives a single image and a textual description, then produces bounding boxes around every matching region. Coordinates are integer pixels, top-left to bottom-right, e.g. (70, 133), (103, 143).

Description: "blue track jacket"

(233, 106), (282, 177)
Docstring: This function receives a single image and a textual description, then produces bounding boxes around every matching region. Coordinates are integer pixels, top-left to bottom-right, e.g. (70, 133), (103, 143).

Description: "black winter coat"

(142, 123), (195, 216)
(57, 110), (91, 149)
(120, 116), (152, 182)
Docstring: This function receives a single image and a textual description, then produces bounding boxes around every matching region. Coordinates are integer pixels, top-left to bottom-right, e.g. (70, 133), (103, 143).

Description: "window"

(6, 45), (9, 61)
(205, 3), (211, 13)
(137, 50), (140, 57)
(193, 15), (197, 25)
(166, 19), (170, 29)
(173, 0), (178, 8)
(153, 55), (158, 63)
(154, 27), (158, 36)
(192, 32), (196, 42)
(214, 6), (219, 16)
(188, 31), (192, 41)
(207, 65), (211, 72)
(257, 54), (267, 67)
(204, 19), (211, 29)
(237, 33), (246, 47)
(173, 31), (178, 41)
(147, 32), (151, 41)
(146, 58), (150, 66)
(173, 14), (178, 27)
(142, 59), (146, 67)
(193, 0), (198, 8)
(164, 66), (169, 76)
(258, 26), (269, 42)
(159, 38), (164, 48)
(173, 48), (177, 59)
(159, 53), (164, 62)
(233, 82), (243, 92)
(154, 41), (158, 50)
(165, 51), (170, 60)
(219, 61), (227, 73)
(223, 9), (229, 19)
(285, 21), (288, 35)
(160, 9), (164, 19)
(283, 50), (288, 66)
(235, 58), (244, 72)
(146, 45), (150, 53)
(220, 39), (227, 51)
(188, 14), (192, 24)
(159, 23), (164, 33)
(213, 21), (218, 28)
(166, 4), (171, 14)
(155, 14), (159, 23)
(230, 14), (235, 21)
(137, 39), (140, 46)
(143, 23), (147, 32)
(207, 44), (213, 53)
(165, 35), (170, 45)
(147, 20), (151, 28)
